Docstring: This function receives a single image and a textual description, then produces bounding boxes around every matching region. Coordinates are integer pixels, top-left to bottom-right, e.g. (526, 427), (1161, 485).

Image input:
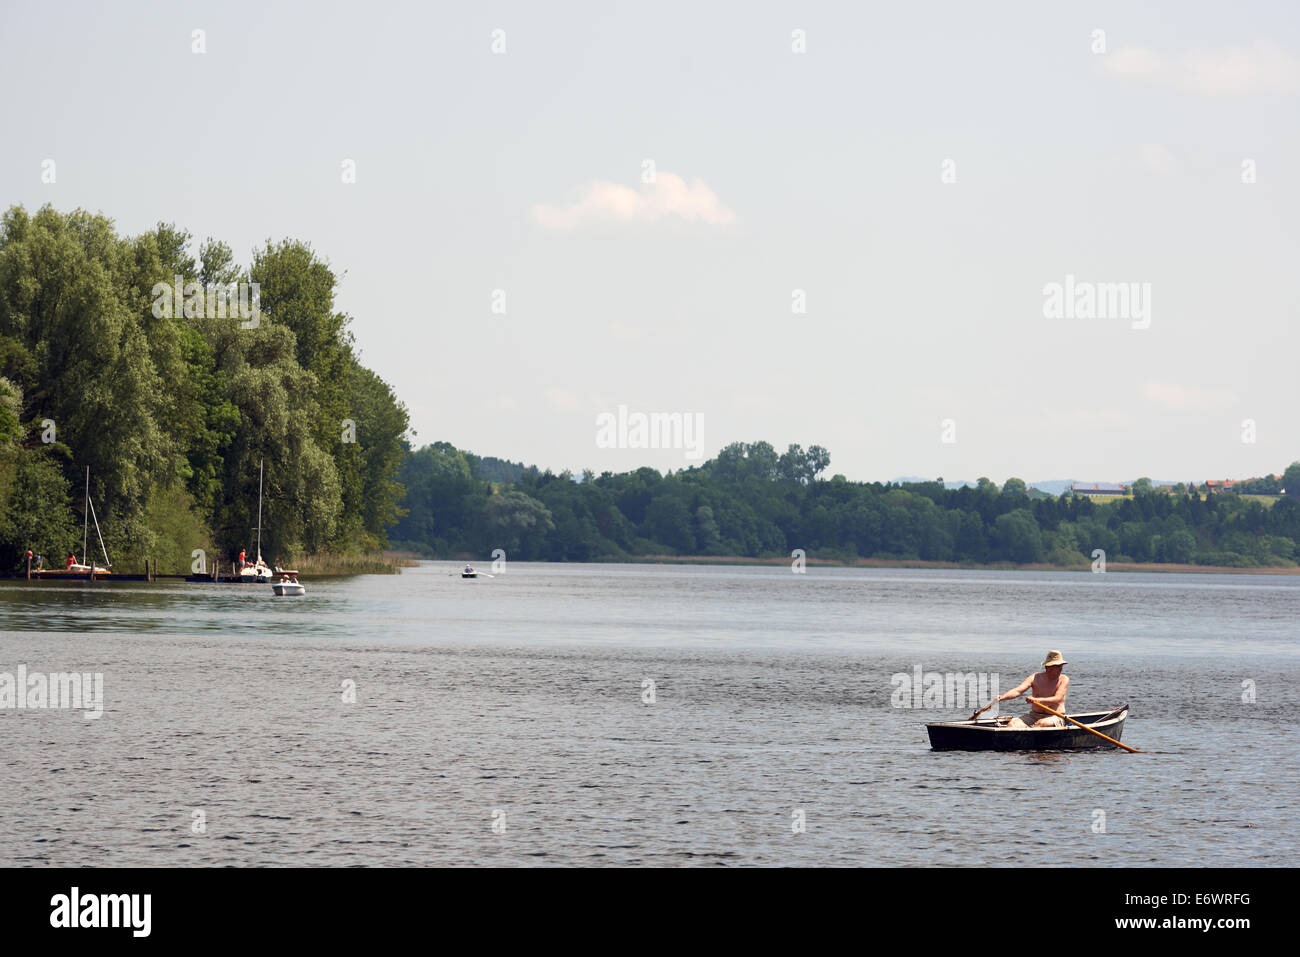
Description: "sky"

(2, 0), (1296, 485)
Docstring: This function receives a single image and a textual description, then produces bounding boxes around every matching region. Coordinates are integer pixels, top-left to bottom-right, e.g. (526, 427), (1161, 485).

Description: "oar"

(968, 700), (997, 722)
(1029, 700), (1142, 753)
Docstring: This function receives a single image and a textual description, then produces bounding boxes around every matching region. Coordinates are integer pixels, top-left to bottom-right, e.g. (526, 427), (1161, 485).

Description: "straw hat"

(1042, 650), (1068, 668)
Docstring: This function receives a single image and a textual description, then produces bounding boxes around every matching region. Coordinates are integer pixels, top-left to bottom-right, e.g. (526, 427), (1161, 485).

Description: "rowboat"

(461, 564), (477, 579)
(926, 704), (1128, 751)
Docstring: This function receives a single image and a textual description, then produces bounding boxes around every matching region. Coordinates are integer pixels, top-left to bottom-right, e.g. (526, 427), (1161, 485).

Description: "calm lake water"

(0, 562), (1295, 866)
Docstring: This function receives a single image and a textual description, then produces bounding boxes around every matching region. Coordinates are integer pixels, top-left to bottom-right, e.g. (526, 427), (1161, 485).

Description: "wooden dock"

(8, 558), (280, 584)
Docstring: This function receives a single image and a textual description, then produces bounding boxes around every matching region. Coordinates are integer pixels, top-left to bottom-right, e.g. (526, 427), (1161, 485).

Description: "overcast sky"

(3, 0), (1296, 484)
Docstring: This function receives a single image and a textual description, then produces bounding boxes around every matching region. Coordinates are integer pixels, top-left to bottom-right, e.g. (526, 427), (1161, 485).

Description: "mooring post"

(26, 553), (31, 580)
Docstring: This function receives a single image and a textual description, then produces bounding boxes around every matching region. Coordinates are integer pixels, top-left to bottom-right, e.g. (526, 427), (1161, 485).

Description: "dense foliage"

(392, 441), (1300, 568)
(0, 205), (408, 571)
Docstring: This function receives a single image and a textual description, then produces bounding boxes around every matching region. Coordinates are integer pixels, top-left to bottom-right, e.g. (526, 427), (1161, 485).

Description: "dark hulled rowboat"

(926, 704), (1128, 751)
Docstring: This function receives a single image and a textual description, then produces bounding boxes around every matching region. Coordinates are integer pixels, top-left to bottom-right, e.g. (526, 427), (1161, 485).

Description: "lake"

(0, 562), (1295, 866)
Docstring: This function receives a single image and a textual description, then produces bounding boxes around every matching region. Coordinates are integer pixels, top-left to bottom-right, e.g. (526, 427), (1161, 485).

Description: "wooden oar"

(968, 700), (997, 722)
(1030, 700), (1142, 753)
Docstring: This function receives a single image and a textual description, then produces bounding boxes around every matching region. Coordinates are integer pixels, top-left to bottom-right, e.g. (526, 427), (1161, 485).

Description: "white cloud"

(1137, 143), (1179, 175)
(1101, 41), (1300, 95)
(533, 172), (737, 229)
(543, 387), (583, 411)
(609, 320), (646, 343)
(1141, 381), (1238, 410)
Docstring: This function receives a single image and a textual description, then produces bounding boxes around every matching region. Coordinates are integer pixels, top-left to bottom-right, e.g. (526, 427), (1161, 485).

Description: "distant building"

(1070, 482), (1127, 497)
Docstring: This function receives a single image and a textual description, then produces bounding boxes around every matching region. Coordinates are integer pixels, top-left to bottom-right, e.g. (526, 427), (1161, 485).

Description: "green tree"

(644, 495), (694, 552)
(694, 505), (721, 553)
(954, 510), (988, 562)
(994, 509), (1043, 562)
(1284, 462), (1300, 499)
(482, 489), (554, 558)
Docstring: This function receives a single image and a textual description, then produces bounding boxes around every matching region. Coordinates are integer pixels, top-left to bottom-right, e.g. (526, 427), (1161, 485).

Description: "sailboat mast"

(257, 457), (264, 561)
(88, 493), (110, 568)
(83, 466), (89, 562)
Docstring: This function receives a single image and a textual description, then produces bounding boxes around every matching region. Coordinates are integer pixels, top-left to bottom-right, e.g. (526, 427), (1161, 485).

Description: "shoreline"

(601, 554), (1300, 576)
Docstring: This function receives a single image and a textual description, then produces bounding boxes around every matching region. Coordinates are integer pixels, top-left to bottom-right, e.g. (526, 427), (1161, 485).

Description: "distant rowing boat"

(926, 704), (1129, 751)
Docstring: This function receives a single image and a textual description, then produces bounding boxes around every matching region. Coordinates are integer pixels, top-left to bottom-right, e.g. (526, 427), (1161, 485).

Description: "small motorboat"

(272, 577), (305, 596)
(926, 704), (1128, 751)
(461, 564), (477, 579)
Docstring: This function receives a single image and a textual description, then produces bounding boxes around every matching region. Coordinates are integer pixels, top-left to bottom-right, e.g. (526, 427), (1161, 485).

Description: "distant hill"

(891, 478), (1188, 496)
(890, 477), (975, 489)
(1030, 479), (1186, 495)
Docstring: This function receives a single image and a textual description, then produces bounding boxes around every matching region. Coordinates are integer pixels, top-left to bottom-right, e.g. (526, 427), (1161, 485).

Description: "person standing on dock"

(995, 651), (1069, 728)
(238, 548), (246, 569)
(35, 554), (43, 570)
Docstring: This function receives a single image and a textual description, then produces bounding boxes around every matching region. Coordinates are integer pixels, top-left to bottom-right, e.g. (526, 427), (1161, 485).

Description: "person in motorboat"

(994, 651), (1069, 728)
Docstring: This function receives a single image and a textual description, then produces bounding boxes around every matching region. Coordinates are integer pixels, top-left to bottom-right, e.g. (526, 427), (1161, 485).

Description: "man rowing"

(995, 650), (1069, 728)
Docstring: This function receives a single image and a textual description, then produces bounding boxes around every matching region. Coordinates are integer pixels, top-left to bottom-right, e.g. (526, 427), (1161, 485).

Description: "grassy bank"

(285, 550), (419, 576)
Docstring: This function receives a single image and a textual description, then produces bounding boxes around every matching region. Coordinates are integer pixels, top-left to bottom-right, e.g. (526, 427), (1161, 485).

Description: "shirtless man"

(995, 651), (1069, 728)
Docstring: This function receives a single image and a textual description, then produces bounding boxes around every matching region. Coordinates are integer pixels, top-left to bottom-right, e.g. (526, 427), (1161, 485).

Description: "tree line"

(0, 205), (408, 571)
(392, 441), (1300, 568)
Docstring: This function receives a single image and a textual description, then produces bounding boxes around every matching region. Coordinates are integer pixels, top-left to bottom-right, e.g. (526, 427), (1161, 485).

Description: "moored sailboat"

(239, 459), (274, 582)
(66, 467), (111, 575)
